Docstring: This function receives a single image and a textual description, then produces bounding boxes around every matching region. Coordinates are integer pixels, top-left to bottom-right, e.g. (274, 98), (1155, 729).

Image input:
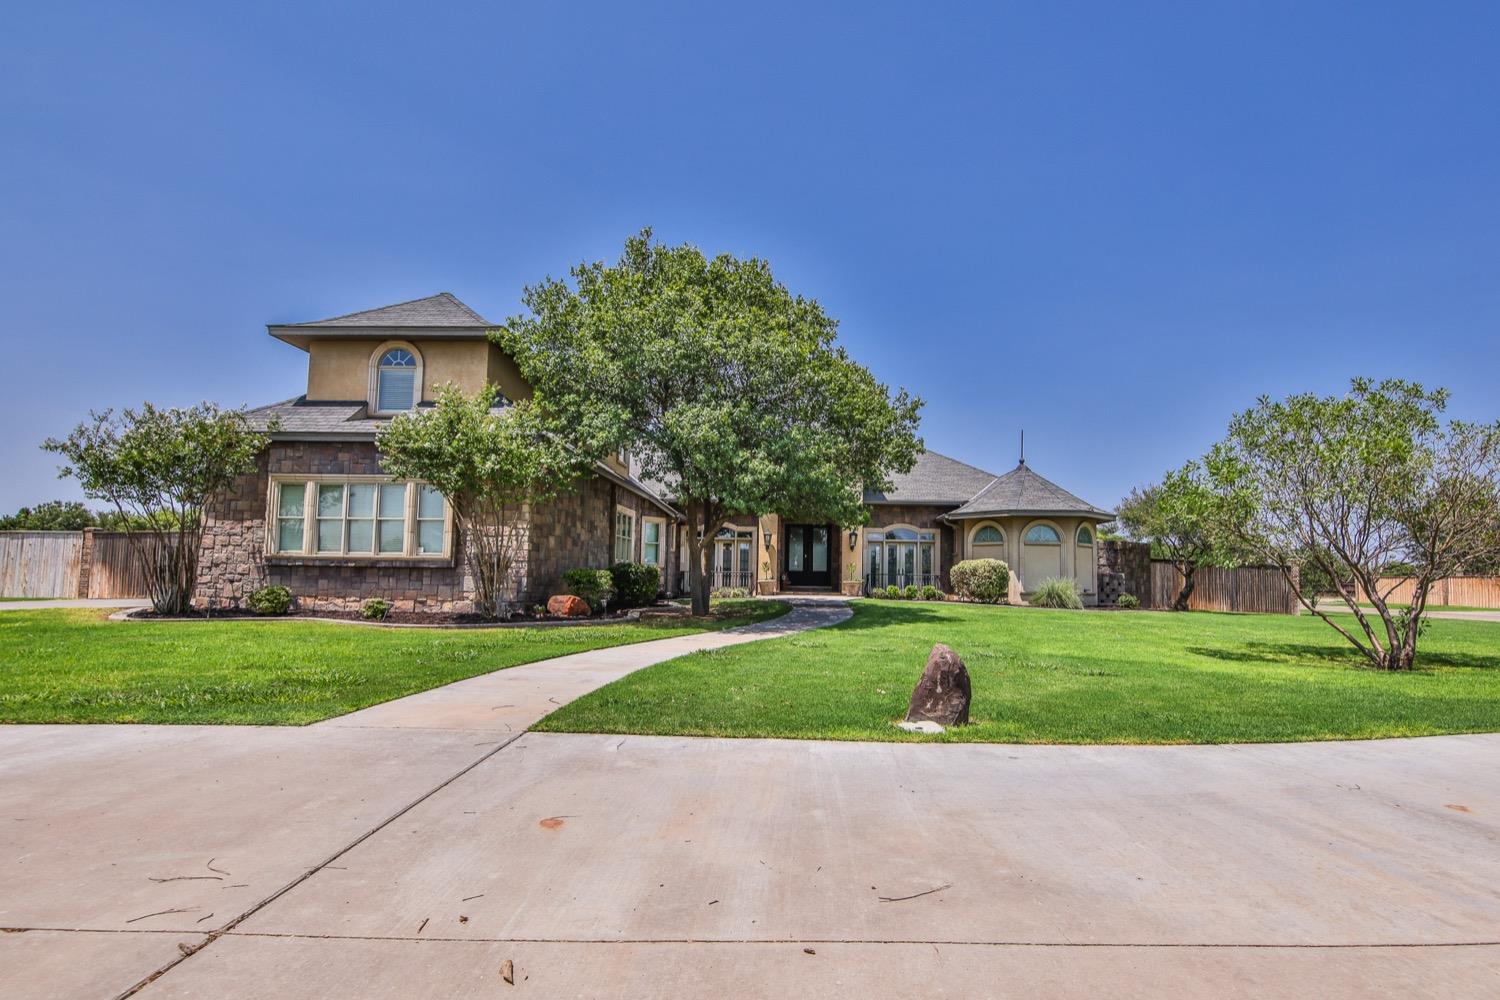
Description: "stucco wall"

(305, 339), (530, 403)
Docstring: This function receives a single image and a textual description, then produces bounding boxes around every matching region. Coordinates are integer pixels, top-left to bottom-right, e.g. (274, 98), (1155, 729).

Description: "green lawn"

(0, 601), (788, 725)
(537, 600), (1500, 744)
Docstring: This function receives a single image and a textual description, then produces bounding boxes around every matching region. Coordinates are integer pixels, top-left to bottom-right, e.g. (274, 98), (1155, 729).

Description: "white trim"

(367, 340), (424, 416)
(641, 515), (666, 568)
(613, 505), (637, 564)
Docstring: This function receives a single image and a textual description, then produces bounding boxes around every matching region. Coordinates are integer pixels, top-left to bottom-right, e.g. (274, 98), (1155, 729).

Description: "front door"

(784, 524), (831, 588)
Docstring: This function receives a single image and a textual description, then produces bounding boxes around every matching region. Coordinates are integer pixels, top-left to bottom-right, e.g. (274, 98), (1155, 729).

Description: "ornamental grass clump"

(1032, 577), (1083, 610)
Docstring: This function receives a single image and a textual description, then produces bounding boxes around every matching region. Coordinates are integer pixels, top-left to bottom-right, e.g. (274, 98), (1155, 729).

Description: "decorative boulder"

(547, 594), (591, 618)
(904, 643), (971, 726)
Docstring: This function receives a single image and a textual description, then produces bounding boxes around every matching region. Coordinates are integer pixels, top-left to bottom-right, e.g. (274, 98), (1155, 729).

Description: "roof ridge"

(285, 291), (488, 327)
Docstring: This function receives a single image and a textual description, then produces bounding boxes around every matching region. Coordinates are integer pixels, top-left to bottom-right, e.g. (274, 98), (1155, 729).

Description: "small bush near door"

(920, 584), (942, 601)
(950, 559), (1010, 604)
(609, 562), (661, 609)
(1032, 577), (1083, 610)
(1116, 593), (1140, 609)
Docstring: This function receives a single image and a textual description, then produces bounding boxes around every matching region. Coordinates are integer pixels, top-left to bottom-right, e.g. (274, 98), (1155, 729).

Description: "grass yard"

(537, 600), (1500, 744)
(0, 600), (788, 725)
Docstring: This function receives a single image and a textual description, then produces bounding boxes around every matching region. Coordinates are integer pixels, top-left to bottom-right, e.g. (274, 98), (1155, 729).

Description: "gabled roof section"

(947, 462), (1113, 520)
(269, 293), (492, 349)
(863, 450), (1002, 505)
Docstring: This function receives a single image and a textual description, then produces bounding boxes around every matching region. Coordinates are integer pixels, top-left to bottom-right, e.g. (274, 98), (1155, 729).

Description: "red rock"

(547, 594), (591, 618)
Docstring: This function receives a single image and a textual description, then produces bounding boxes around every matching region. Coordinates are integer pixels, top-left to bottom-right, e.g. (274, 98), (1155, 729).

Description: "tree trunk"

(1172, 563), (1196, 612)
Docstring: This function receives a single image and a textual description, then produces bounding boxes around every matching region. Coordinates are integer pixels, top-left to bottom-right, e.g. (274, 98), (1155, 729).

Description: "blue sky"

(3, 2), (1497, 514)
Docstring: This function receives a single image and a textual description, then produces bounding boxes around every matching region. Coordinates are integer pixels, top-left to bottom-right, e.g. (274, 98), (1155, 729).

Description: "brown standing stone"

(905, 643), (971, 726)
(547, 594), (591, 618)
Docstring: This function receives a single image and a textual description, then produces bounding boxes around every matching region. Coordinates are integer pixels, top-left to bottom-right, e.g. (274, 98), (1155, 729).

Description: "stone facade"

(196, 442), (473, 611)
(197, 441), (678, 612)
(1097, 538), (1151, 606)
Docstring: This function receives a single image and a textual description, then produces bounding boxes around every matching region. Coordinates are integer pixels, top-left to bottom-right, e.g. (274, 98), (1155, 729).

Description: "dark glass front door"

(784, 524), (831, 588)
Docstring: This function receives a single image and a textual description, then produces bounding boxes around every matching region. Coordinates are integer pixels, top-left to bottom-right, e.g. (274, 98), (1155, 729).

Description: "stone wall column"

(76, 527), (95, 598)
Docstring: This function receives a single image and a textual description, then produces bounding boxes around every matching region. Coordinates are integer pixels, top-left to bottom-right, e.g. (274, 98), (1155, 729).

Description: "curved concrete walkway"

(4, 597), (1499, 998)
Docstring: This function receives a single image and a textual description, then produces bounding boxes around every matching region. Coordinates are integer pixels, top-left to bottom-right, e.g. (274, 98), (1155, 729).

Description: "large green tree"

(1116, 461), (1239, 611)
(377, 385), (589, 618)
(498, 230), (923, 614)
(1205, 378), (1500, 670)
(44, 403), (271, 614)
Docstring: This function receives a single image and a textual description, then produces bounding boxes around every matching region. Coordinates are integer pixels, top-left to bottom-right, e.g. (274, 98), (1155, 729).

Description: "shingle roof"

(863, 450), (1002, 505)
(246, 397), (678, 515)
(947, 462), (1113, 520)
(280, 292), (489, 328)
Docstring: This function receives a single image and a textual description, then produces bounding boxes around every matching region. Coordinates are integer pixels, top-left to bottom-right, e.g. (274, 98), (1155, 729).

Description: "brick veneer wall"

(865, 504), (958, 589)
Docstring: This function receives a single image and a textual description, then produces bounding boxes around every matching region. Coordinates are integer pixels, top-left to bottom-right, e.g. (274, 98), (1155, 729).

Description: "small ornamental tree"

(1117, 461), (1238, 611)
(499, 230), (923, 615)
(44, 403), (271, 614)
(1205, 378), (1500, 670)
(377, 386), (589, 619)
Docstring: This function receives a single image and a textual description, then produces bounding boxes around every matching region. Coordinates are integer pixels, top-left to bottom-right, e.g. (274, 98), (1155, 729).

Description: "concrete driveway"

(3, 601), (1498, 998)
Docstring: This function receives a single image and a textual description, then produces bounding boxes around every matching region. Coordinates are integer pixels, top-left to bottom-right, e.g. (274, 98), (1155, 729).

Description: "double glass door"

(784, 524), (830, 588)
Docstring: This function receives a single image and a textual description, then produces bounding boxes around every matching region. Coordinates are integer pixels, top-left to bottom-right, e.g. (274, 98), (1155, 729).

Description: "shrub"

(1032, 577), (1083, 610)
(711, 586), (749, 599)
(902, 584), (920, 600)
(884, 584), (902, 599)
(949, 559), (1010, 604)
(246, 585), (292, 615)
(360, 598), (391, 621)
(920, 584), (942, 601)
(563, 567), (614, 608)
(609, 562), (661, 609)
(1116, 593), (1140, 609)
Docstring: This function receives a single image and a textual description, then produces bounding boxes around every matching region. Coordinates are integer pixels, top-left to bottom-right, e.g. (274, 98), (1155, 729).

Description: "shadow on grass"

(1187, 642), (1500, 672)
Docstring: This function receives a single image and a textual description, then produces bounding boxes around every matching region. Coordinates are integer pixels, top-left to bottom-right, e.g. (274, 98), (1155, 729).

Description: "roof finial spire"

(1019, 429), (1025, 466)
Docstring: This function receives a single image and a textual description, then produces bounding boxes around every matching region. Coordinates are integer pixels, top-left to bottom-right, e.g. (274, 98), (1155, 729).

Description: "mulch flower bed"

(125, 604), (697, 626)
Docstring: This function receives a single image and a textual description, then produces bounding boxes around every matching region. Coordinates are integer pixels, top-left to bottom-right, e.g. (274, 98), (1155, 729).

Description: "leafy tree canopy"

(1117, 461), (1241, 610)
(44, 402), (271, 613)
(377, 385), (590, 618)
(497, 230), (923, 612)
(0, 500), (98, 531)
(1205, 377), (1500, 669)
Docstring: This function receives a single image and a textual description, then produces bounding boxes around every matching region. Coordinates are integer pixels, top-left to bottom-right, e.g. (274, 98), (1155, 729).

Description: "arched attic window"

(973, 525), (1004, 544)
(372, 346), (420, 414)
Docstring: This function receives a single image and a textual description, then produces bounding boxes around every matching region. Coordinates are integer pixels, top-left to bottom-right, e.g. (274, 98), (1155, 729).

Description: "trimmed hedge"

(949, 559), (1010, 604)
(609, 562), (661, 609)
(563, 567), (614, 609)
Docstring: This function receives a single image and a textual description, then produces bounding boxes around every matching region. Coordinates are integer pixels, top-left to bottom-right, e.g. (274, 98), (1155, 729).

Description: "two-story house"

(196, 292), (1114, 611)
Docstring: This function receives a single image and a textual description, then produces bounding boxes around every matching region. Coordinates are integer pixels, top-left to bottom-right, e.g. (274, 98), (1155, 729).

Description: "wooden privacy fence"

(0, 532), (84, 598)
(1354, 576), (1500, 609)
(0, 530), (164, 599)
(1148, 562), (1301, 615)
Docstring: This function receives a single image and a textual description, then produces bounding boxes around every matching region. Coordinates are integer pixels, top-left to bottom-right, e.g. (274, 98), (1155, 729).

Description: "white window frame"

(265, 475), (453, 560)
(614, 506), (636, 564)
(641, 515), (666, 568)
(368, 341), (424, 416)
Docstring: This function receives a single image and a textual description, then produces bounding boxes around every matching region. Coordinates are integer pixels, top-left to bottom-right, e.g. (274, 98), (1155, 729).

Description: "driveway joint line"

(110, 730), (527, 1000)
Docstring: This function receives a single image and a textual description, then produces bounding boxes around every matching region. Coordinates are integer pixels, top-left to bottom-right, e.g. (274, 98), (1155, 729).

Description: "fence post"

(76, 527), (95, 598)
